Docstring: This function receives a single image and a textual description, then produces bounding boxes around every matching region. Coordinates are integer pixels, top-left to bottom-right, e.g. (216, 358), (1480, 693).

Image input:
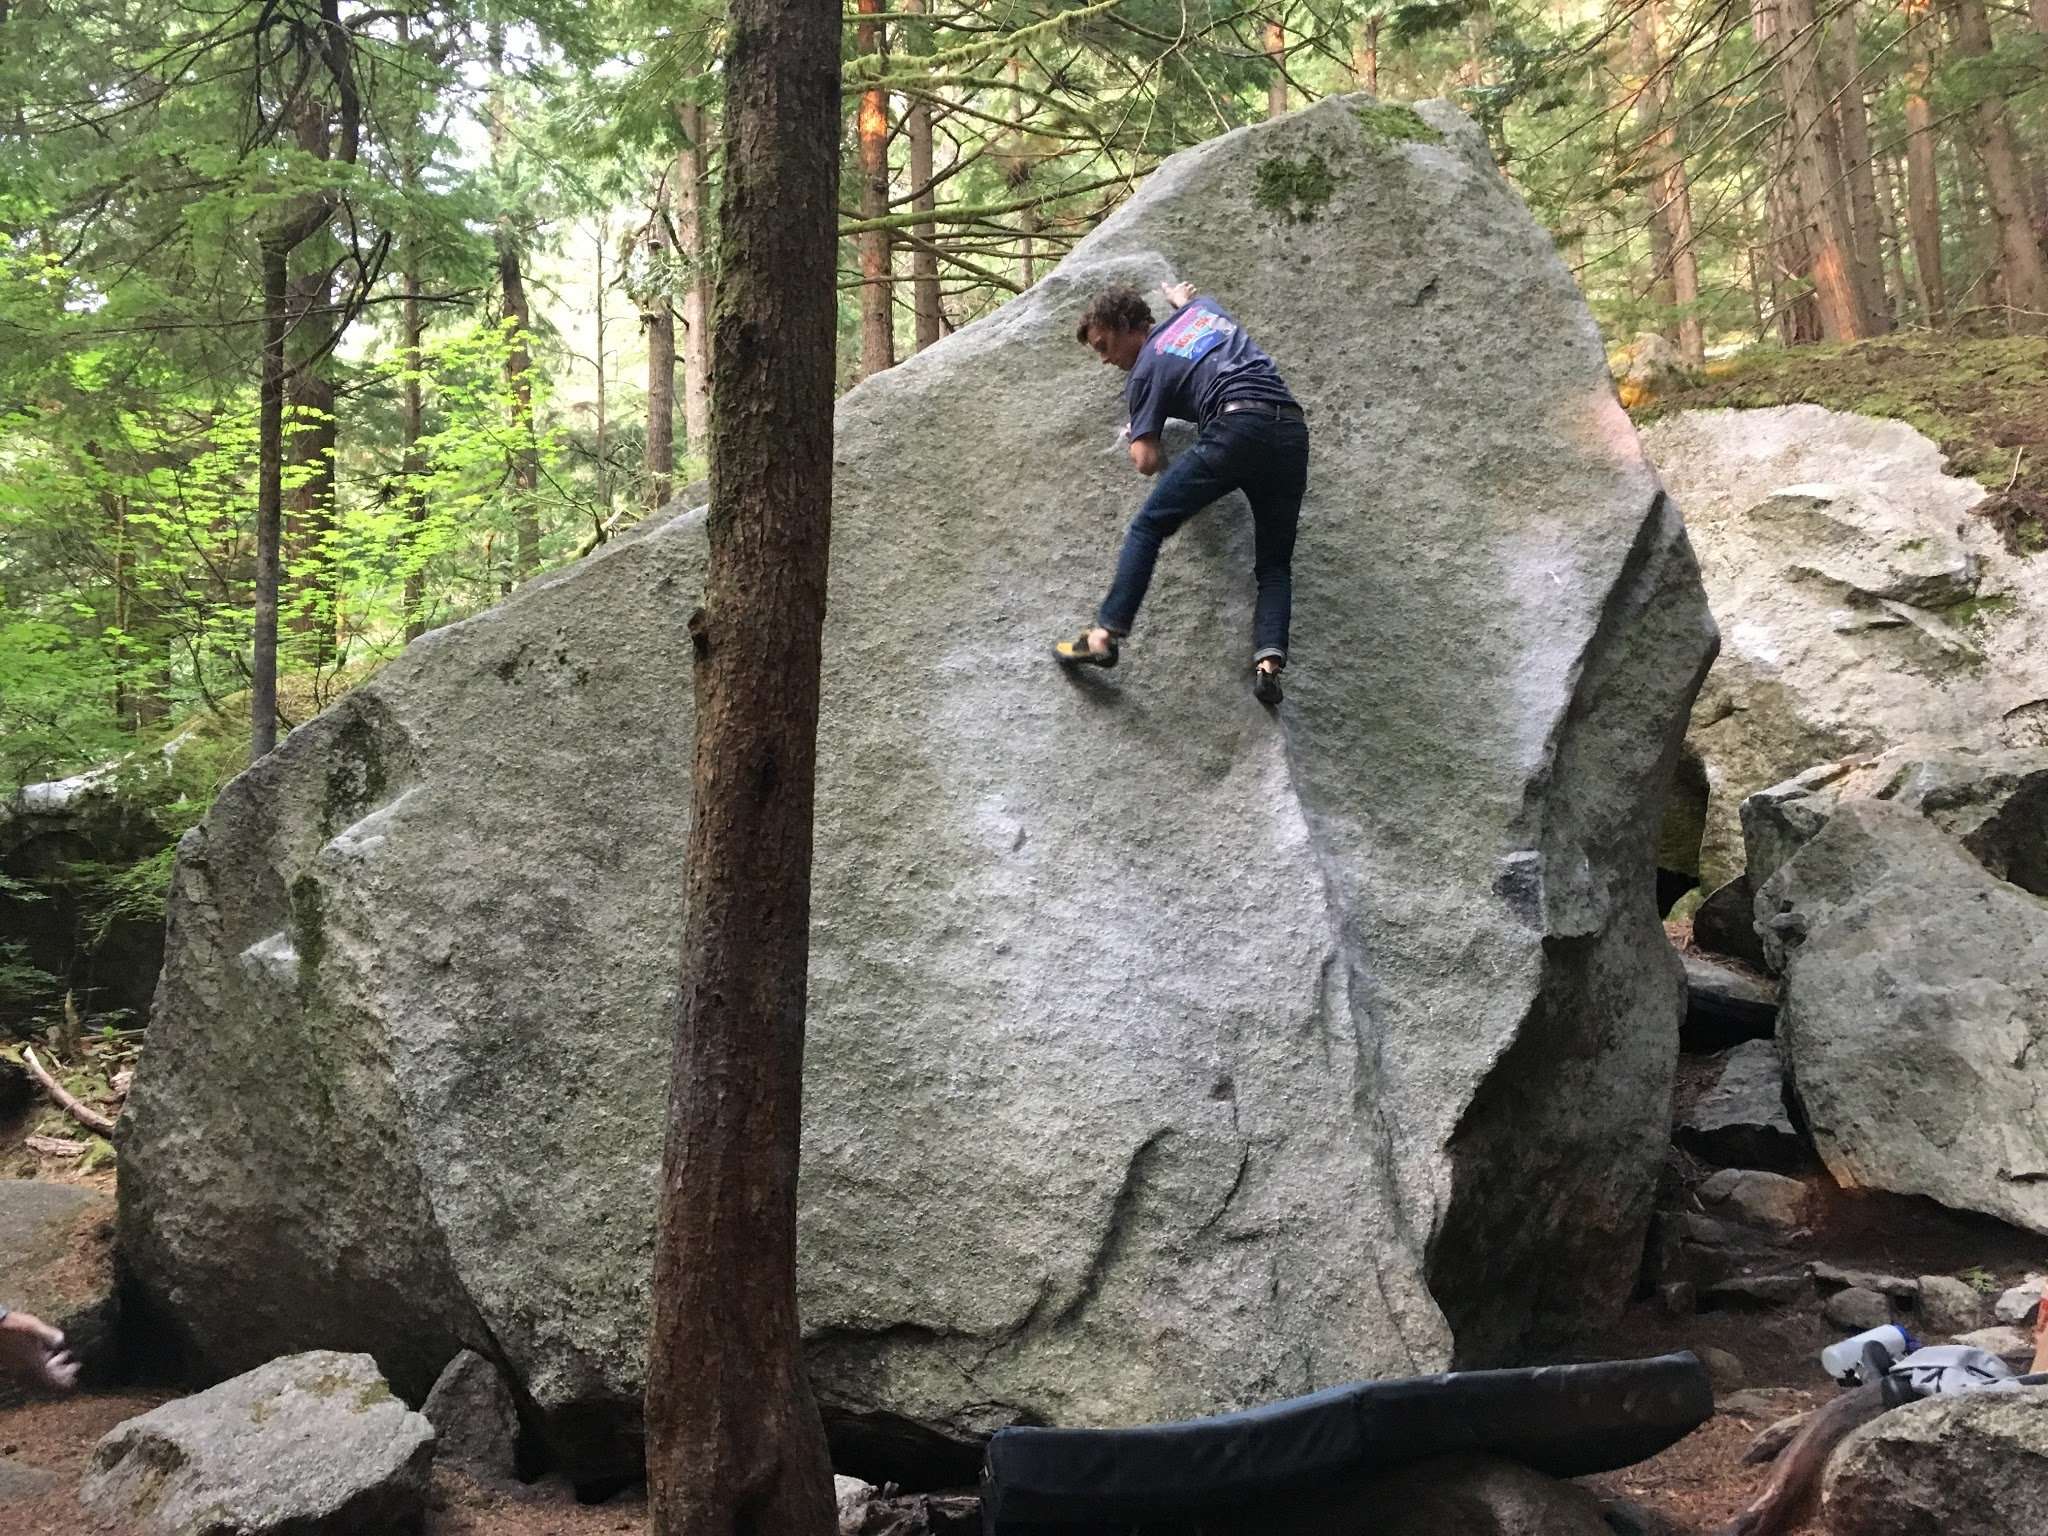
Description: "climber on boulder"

(1054, 279), (1310, 705)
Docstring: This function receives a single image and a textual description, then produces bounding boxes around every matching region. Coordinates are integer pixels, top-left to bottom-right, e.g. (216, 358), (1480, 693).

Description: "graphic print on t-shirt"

(1155, 305), (1236, 362)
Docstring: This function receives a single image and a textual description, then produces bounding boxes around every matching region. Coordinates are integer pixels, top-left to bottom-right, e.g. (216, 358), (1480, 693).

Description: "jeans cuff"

(1253, 647), (1286, 667)
(1095, 617), (1132, 637)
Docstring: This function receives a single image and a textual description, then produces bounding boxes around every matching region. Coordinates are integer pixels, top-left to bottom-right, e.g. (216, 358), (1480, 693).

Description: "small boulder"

(1698, 1345), (1747, 1394)
(80, 1350), (434, 1536)
(1823, 1387), (2048, 1535)
(1953, 1326), (2036, 1365)
(1994, 1276), (2044, 1326)
(1701, 1274), (1808, 1312)
(1823, 1286), (1893, 1332)
(1697, 1168), (1809, 1233)
(421, 1348), (519, 1482)
(1691, 877), (1768, 971)
(1680, 953), (1777, 1050)
(1810, 1263), (1918, 1300)
(1677, 1040), (1804, 1170)
(0, 1456), (59, 1500)
(1289, 1451), (1612, 1534)
(1616, 333), (1694, 410)
(1914, 1276), (1987, 1337)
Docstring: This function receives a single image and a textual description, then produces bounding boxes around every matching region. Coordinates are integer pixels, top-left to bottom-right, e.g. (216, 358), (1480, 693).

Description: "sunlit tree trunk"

(1750, 0), (1823, 342)
(1828, 19), (1891, 328)
(1775, 0), (1882, 338)
(1902, 0), (1947, 325)
(857, 0), (894, 376)
(646, 162), (678, 509)
(1353, 14), (1380, 93)
(1266, 16), (1287, 118)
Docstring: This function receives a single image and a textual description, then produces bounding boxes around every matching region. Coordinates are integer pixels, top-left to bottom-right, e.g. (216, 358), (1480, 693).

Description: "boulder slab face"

(1640, 406), (2048, 889)
(80, 1351), (434, 1536)
(1761, 798), (2048, 1233)
(120, 97), (1715, 1476)
(1823, 1388), (2048, 1536)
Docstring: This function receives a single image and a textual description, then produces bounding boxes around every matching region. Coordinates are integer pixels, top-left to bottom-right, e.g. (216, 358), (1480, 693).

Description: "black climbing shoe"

(1054, 631), (1119, 668)
(1253, 665), (1283, 706)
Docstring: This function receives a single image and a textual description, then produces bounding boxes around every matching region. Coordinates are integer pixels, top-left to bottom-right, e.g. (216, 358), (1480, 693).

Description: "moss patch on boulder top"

(1253, 152), (1338, 223)
(1637, 335), (2048, 555)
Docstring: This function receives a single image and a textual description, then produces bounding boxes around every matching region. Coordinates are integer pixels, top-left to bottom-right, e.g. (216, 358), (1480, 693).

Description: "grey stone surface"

(1760, 798), (2048, 1234)
(1810, 1263), (1919, 1300)
(1679, 952), (1777, 1050)
(0, 1178), (115, 1393)
(79, 1351), (434, 1536)
(421, 1348), (519, 1482)
(1677, 1039), (1803, 1170)
(1823, 1388), (2048, 1536)
(1698, 1345), (1746, 1394)
(1824, 1286), (1893, 1332)
(0, 1456), (59, 1499)
(1642, 406), (2048, 892)
(1953, 1326), (2035, 1362)
(118, 98), (1716, 1477)
(1914, 1277), (1987, 1337)
(1697, 1168), (1809, 1232)
(1691, 875), (1768, 970)
(1743, 747), (2048, 972)
(1995, 1277), (2044, 1325)
(1701, 1274), (1808, 1311)
(1277, 1453), (1612, 1535)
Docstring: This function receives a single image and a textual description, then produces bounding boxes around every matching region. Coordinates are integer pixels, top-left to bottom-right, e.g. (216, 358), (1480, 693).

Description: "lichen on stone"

(1253, 152), (1338, 223)
(1352, 102), (1443, 146)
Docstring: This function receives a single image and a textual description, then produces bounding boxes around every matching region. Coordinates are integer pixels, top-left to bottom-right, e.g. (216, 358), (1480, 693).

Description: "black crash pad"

(980, 1351), (1711, 1533)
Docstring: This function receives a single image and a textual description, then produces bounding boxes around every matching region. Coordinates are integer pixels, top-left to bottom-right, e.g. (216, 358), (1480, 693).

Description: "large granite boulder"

(1822, 1387), (2048, 1536)
(120, 96), (1716, 1479)
(1640, 406), (2048, 890)
(1760, 797), (2048, 1233)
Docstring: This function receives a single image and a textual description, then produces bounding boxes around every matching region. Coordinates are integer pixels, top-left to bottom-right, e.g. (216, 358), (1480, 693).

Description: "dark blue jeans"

(1097, 411), (1310, 664)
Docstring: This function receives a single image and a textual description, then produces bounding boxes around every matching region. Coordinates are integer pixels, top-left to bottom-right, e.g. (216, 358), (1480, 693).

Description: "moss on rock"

(1253, 152), (1338, 223)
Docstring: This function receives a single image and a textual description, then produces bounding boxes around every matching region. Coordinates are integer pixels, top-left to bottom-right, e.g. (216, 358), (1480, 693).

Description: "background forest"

(3, 0), (2045, 1027)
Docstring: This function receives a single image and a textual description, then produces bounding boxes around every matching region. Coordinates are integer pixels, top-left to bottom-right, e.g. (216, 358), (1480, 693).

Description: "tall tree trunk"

(399, 14), (430, 641)
(1953, 0), (2048, 330)
(490, 26), (541, 580)
(1775, 0), (1881, 338)
(1008, 57), (1035, 285)
(286, 97), (340, 668)
(1751, 0), (1823, 341)
(253, 240), (289, 762)
(1630, 0), (1704, 362)
(647, 172), (678, 509)
(1874, 148), (1910, 316)
(401, 254), (428, 637)
(1267, 15), (1287, 118)
(856, 0), (894, 377)
(594, 218), (613, 518)
(1828, 19), (1891, 329)
(1354, 14), (1380, 93)
(905, 49), (941, 349)
(641, 0), (841, 1523)
(676, 103), (714, 454)
(1902, 0), (1948, 324)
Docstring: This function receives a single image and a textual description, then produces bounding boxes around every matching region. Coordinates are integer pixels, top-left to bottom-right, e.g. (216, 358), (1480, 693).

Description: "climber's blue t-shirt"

(1124, 296), (1297, 440)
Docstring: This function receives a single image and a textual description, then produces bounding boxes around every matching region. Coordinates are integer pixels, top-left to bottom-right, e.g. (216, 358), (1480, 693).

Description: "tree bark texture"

(857, 0), (895, 377)
(677, 103), (715, 453)
(1354, 15), (1379, 94)
(253, 240), (289, 762)
(1775, 0), (1882, 338)
(1827, 24), (1890, 328)
(646, 159), (679, 509)
(1267, 17), (1287, 118)
(1953, 0), (2048, 330)
(1750, 0), (1823, 342)
(1629, 0), (1703, 362)
(904, 0), (941, 352)
(642, 0), (842, 1523)
(500, 240), (541, 577)
(1902, 0), (1948, 324)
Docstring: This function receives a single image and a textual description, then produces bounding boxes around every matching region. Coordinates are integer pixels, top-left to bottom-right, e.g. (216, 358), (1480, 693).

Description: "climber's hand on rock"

(1162, 280), (1196, 309)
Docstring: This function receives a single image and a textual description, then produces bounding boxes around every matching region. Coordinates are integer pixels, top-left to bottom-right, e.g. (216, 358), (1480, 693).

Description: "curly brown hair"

(1075, 286), (1155, 344)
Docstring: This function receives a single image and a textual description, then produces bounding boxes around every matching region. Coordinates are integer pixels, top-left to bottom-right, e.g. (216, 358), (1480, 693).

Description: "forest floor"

(1640, 332), (2048, 554)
